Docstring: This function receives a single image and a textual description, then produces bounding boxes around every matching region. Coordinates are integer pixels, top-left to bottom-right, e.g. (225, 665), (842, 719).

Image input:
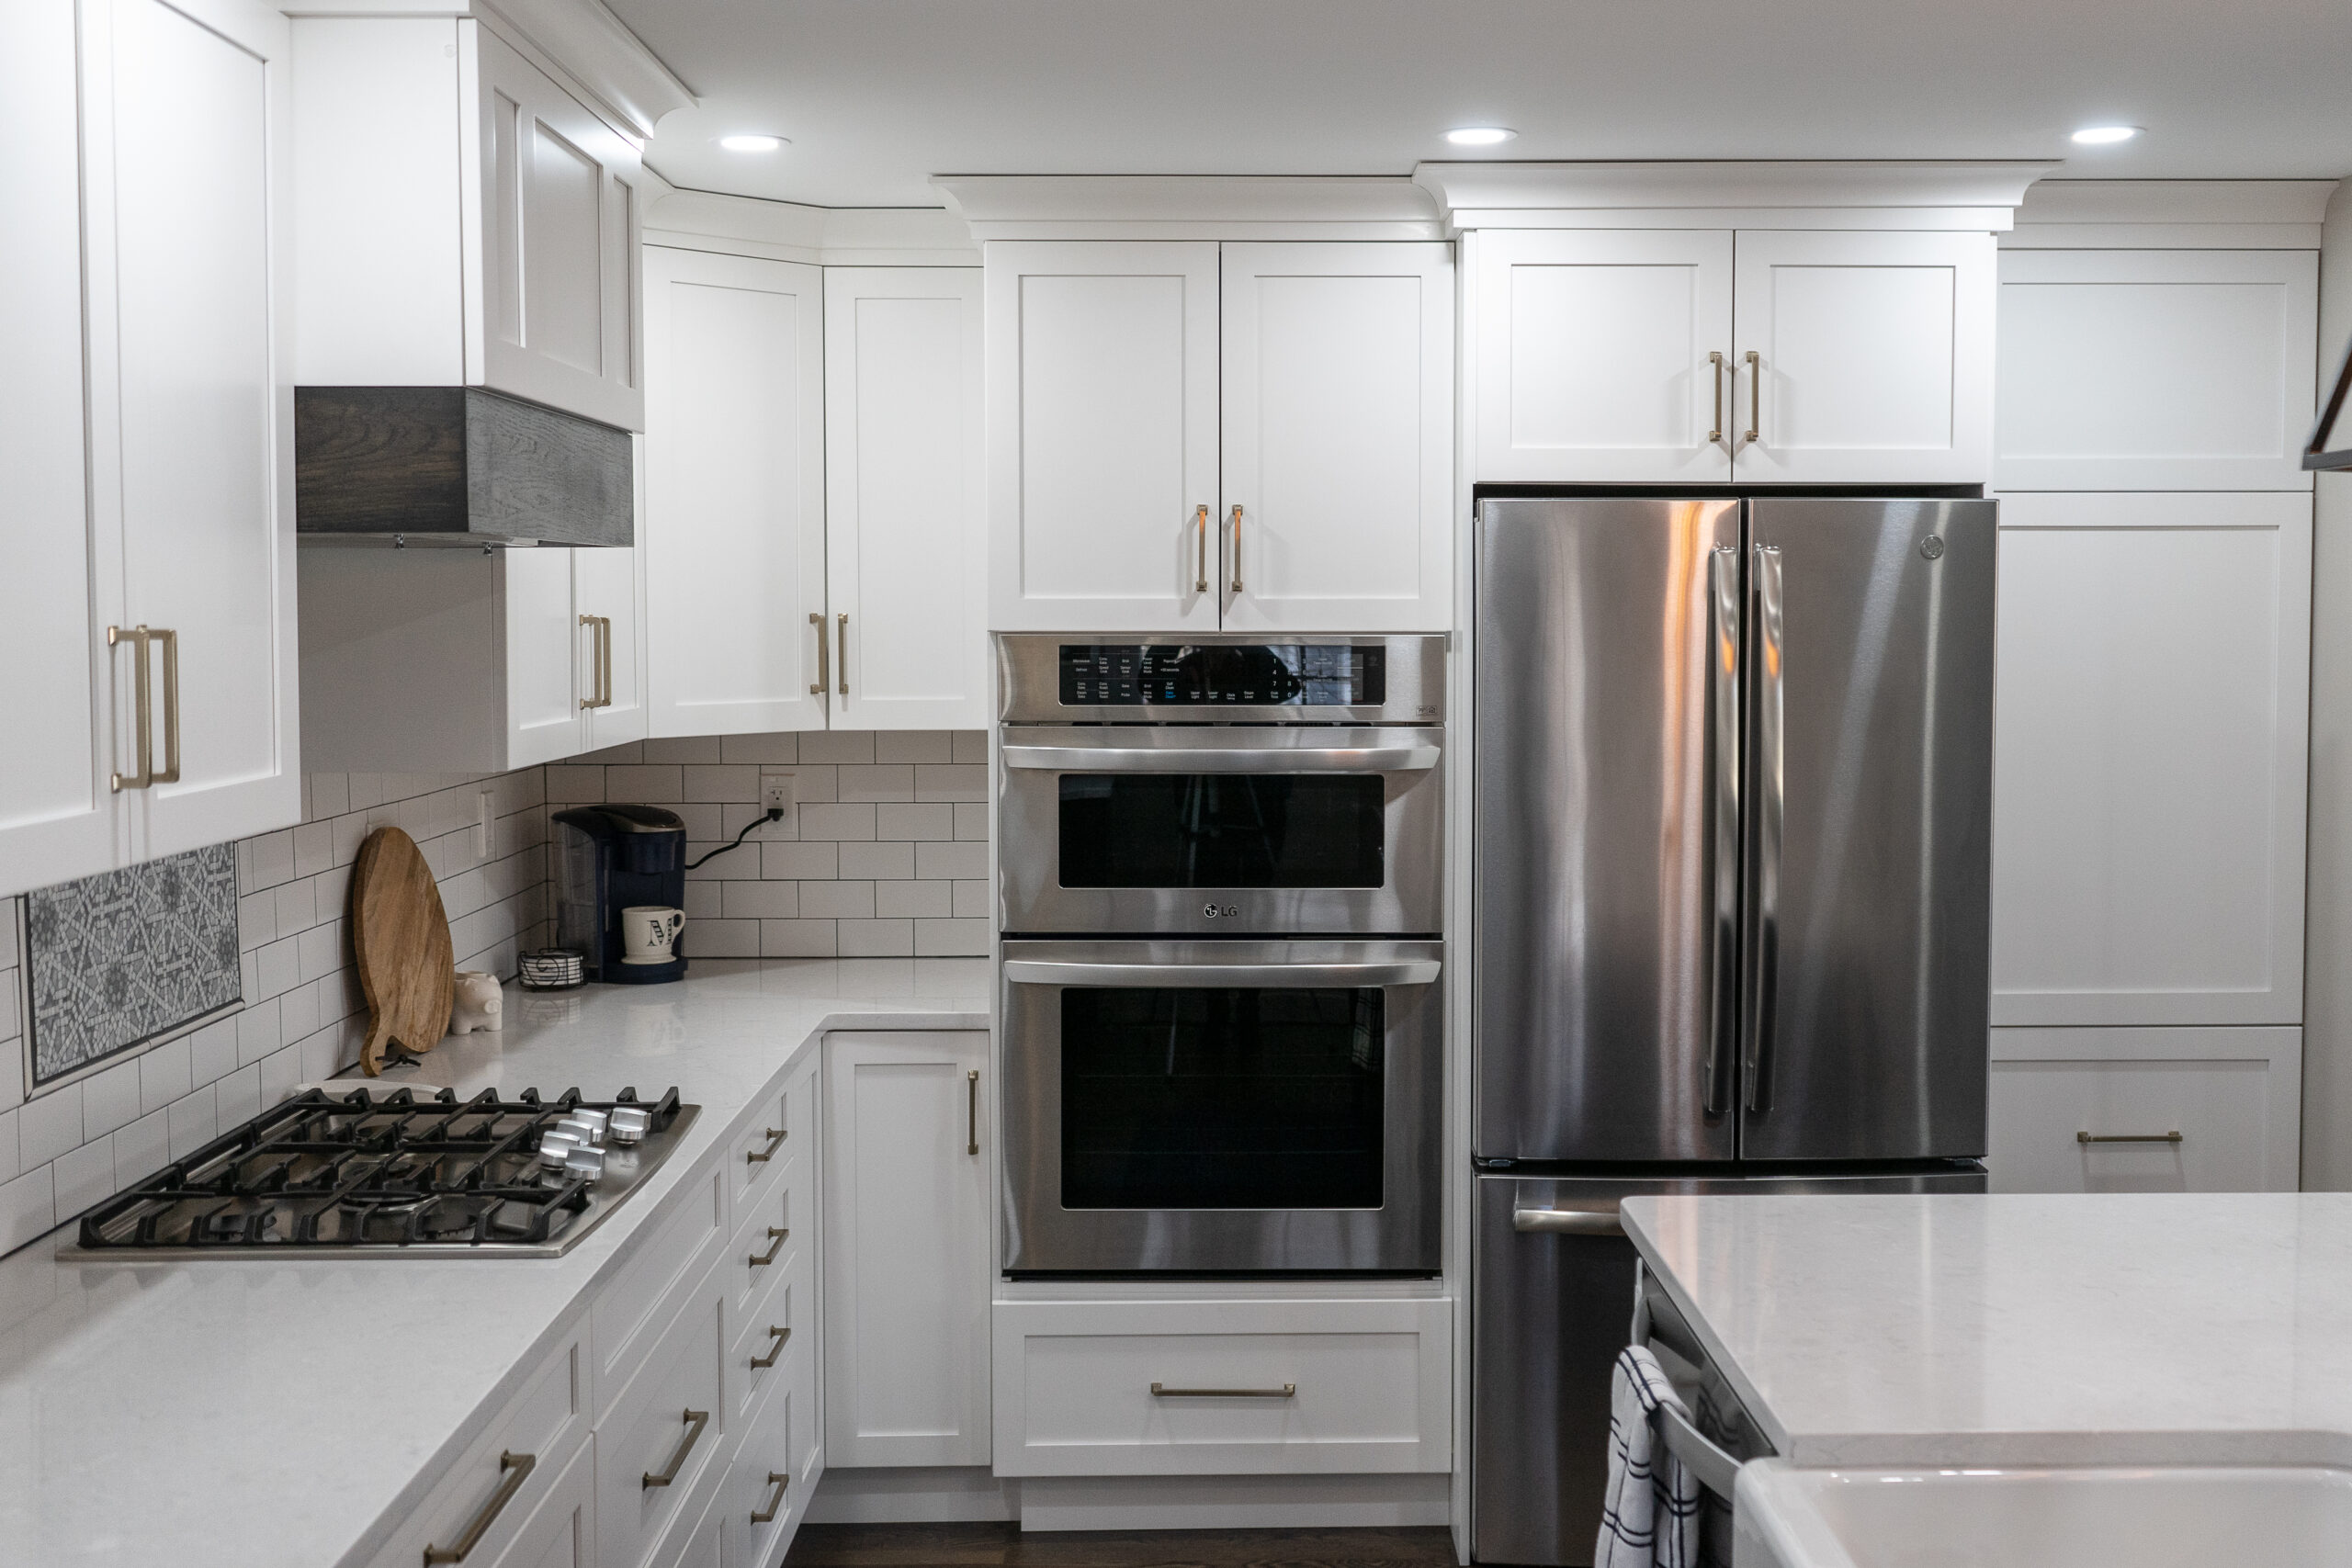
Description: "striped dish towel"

(1593, 1344), (1701, 1568)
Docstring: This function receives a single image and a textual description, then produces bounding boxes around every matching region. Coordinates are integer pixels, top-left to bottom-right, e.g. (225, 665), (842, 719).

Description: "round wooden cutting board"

(349, 826), (455, 1076)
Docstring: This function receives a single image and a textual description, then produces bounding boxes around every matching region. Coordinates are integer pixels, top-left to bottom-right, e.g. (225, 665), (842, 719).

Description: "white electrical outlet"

(760, 773), (796, 813)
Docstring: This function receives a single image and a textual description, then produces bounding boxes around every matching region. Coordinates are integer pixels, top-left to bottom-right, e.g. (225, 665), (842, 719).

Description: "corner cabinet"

(0, 0), (300, 898)
(985, 240), (1455, 633)
(1468, 227), (1993, 485)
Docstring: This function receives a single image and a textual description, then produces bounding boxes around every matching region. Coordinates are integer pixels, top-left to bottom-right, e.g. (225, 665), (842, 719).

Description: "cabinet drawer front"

(992, 1299), (1452, 1477)
(595, 1164), (726, 1419)
(723, 1383), (801, 1568)
(725, 1172), (801, 1336)
(598, 1280), (727, 1568)
(729, 1082), (798, 1218)
(488, 1436), (594, 1568)
(728, 1258), (805, 1425)
(362, 1319), (587, 1568)
(1989, 1054), (2285, 1193)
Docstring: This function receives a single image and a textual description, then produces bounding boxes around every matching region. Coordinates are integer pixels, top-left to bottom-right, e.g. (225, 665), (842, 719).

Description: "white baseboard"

(803, 1468), (1452, 1531)
(1017, 1472), (1452, 1532)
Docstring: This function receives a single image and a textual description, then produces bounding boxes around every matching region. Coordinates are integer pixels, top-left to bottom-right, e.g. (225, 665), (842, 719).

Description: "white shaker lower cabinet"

(493, 1439), (595, 1568)
(1989, 492), (2312, 1028)
(1988, 1026), (2302, 1192)
(990, 1298), (1453, 1477)
(823, 1031), (993, 1466)
(1730, 229), (1993, 485)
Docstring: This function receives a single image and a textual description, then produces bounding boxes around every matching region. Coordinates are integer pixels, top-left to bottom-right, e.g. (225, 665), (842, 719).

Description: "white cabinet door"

(1996, 250), (2318, 492)
(88, 0), (298, 859)
(576, 533), (647, 751)
(1468, 229), (1735, 483)
(1988, 1025), (2301, 1193)
(823, 267), (988, 728)
(643, 246), (827, 737)
(0, 0), (120, 897)
(1990, 492), (2311, 1027)
(502, 546), (585, 766)
(1219, 243), (1454, 633)
(823, 1031), (990, 1467)
(471, 26), (644, 432)
(986, 241), (1220, 633)
(1732, 230), (1993, 484)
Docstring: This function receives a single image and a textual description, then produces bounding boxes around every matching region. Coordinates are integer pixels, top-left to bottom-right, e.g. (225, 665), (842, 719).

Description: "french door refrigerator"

(1468, 496), (1997, 1566)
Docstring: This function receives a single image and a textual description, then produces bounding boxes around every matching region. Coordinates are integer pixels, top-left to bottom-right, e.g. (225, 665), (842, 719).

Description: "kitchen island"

(0, 958), (987, 1568)
(1621, 1191), (2352, 1471)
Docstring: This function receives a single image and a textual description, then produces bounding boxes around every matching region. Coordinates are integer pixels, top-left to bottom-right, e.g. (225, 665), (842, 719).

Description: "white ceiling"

(605, 0), (2352, 210)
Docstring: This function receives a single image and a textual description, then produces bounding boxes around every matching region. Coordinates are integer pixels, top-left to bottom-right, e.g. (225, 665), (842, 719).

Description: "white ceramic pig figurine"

(449, 970), (504, 1034)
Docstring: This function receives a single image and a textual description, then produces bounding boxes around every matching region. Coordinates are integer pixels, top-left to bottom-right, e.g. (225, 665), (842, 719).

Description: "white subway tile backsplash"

(605, 764), (681, 801)
(916, 764), (988, 802)
(877, 804), (954, 841)
(876, 731), (954, 764)
(916, 840), (989, 881)
(695, 919), (761, 957)
(0, 1168), (55, 1254)
(954, 803), (989, 840)
(718, 733), (797, 763)
(189, 1019), (240, 1092)
(763, 840), (839, 880)
(54, 1139), (115, 1215)
(916, 918), (990, 956)
(759, 919), (835, 957)
(877, 880), (953, 919)
(840, 841), (916, 880)
(166, 1087), (217, 1161)
(640, 737), (721, 763)
(839, 765), (914, 802)
(838, 919), (914, 957)
(953, 880), (990, 919)
(800, 803), (877, 841)
(113, 1108), (168, 1190)
(801, 881), (876, 919)
(722, 882), (800, 919)
(683, 763), (759, 802)
(140, 1036), (193, 1114)
(83, 1060), (142, 1139)
(20, 1087), (83, 1169)
(0, 1109), (17, 1184)
(799, 731), (876, 765)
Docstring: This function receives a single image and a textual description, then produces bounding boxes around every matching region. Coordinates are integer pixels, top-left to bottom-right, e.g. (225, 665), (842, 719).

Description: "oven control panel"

(1058, 644), (1386, 707)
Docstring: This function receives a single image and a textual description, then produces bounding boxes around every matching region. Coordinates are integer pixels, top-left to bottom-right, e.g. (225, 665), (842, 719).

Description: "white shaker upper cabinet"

(1989, 492), (2311, 1028)
(88, 0), (299, 861)
(1468, 229), (1734, 483)
(1731, 230), (1993, 485)
(1219, 243), (1454, 633)
(1996, 249), (2318, 492)
(643, 246), (828, 737)
(986, 241), (1220, 633)
(0, 0), (119, 897)
(823, 268), (988, 728)
(575, 470), (648, 753)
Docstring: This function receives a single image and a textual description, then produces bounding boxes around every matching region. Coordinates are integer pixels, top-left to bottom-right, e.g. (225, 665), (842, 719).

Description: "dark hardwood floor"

(783, 1522), (1459, 1568)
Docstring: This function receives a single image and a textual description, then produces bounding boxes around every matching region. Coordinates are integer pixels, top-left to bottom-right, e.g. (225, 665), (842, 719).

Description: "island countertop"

(0, 957), (987, 1568)
(1621, 1191), (2352, 1470)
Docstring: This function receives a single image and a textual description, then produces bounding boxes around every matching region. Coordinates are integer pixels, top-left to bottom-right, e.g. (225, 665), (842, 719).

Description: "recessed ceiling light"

(2070, 125), (2140, 145)
(1445, 127), (1517, 147)
(719, 134), (786, 152)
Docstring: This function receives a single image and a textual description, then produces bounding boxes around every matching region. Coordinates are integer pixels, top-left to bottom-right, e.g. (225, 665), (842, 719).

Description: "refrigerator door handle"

(1706, 546), (1742, 1116)
(1746, 543), (1785, 1113)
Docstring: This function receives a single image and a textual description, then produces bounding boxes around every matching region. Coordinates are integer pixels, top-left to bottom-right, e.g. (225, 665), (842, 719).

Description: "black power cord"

(684, 807), (785, 871)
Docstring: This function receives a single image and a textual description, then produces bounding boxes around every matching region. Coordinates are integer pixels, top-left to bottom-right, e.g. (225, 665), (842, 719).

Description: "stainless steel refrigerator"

(1468, 496), (1996, 1565)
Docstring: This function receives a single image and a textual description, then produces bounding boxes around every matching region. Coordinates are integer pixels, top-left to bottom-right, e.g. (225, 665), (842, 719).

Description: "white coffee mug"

(621, 906), (685, 964)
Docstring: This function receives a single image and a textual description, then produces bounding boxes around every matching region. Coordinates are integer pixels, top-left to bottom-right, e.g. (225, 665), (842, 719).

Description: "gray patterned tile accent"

(25, 845), (242, 1087)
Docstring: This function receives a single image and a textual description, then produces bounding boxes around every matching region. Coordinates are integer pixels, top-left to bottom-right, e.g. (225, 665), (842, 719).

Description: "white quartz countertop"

(1622, 1191), (2352, 1470)
(0, 958), (987, 1568)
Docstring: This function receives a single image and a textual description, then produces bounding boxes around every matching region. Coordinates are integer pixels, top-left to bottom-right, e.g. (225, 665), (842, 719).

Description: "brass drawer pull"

(107, 625), (153, 791)
(750, 1226), (788, 1268)
(746, 1126), (786, 1164)
(1150, 1382), (1295, 1398)
(751, 1471), (789, 1525)
(751, 1324), (791, 1369)
(1742, 349), (1762, 446)
(1708, 350), (1727, 445)
(808, 611), (827, 695)
(642, 1409), (709, 1489)
(2077, 1130), (2183, 1144)
(967, 1070), (978, 1156)
(1193, 503), (1210, 592)
(423, 1450), (536, 1564)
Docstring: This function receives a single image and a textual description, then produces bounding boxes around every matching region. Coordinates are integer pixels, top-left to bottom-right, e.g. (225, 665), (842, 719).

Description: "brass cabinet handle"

(423, 1450), (537, 1564)
(1193, 503), (1209, 592)
(153, 626), (180, 784)
(746, 1126), (786, 1164)
(1228, 503), (1244, 593)
(1708, 350), (1727, 445)
(2078, 1130), (2183, 1144)
(642, 1409), (709, 1489)
(1742, 350), (1761, 446)
(107, 625), (153, 791)
(577, 615), (613, 709)
(750, 1226), (788, 1267)
(750, 1324), (791, 1369)
(751, 1471), (789, 1525)
(1150, 1382), (1295, 1398)
(967, 1069), (978, 1156)
(808, 611), (827, 696)
(835, 612), (849, 696)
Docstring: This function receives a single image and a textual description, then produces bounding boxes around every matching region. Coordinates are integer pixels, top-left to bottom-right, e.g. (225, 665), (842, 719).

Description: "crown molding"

(281, 0), (694, 141)
(1414, 160), (2059, 231)
(2000, 178), (2339, 248)
(645, 188), (979, 266)
(931, 175), (1443, 240)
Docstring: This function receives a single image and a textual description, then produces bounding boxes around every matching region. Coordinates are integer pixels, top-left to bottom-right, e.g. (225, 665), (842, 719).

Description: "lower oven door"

(1001, 939), (1443, 1274)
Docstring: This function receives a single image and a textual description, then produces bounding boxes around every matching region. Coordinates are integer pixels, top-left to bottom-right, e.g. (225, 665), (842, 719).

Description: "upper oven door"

(1001, 939), (1444, 1274)
(996, 727), (1444, 935)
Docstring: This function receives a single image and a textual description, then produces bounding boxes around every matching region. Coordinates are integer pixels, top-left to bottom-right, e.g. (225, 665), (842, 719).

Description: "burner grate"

(74, 1086), (685, 1254)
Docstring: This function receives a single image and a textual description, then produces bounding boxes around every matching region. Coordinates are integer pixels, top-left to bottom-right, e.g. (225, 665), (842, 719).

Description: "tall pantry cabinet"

(0, 0), (300, 900)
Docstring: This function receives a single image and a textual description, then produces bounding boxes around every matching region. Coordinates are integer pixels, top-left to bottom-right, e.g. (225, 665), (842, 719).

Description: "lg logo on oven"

(1202, 903), (1241, 919)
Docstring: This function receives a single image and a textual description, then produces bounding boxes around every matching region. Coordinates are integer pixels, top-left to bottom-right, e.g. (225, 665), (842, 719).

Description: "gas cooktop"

(62, 1085), (701, 1259)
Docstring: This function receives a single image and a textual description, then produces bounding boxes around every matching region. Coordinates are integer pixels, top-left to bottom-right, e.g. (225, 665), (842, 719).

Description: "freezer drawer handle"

(1003, 959), (1441, 988)
(2077, 1129), (2183, 1145)
(1000, 742), (1440, 773)
(1512, 1206), (1623, 1236)
(1151, 1382), (1295, 1398)
(1651, 1403), (1743, 1501)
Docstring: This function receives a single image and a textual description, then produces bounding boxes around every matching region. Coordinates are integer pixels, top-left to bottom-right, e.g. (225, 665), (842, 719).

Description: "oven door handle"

(1003, 958), (1442, 987)
(1000, 743), (1440, 773)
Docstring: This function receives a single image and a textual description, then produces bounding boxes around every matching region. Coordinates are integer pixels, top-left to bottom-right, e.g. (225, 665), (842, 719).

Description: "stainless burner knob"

(562, 1145), (605, 1182)
(537, 1130), (581, 1166)
(558, 1111), (605, 1145)
(608, 1107), (651, 1145)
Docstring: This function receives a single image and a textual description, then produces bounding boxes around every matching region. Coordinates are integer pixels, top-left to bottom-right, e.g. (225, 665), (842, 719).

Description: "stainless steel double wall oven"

(995, 635), (1446, 1275)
